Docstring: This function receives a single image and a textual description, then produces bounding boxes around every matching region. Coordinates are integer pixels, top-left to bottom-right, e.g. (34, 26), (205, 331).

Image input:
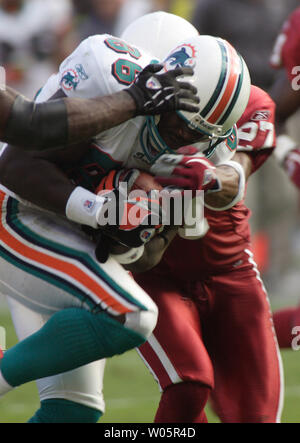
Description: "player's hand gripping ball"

(93, 169), (165, 262)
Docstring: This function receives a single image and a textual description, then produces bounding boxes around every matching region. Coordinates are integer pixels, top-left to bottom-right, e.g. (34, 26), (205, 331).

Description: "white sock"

(0, 370), (13, 397)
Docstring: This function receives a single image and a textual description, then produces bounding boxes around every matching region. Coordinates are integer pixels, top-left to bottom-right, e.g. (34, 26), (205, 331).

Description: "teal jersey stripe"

(6, 199), (147, 311)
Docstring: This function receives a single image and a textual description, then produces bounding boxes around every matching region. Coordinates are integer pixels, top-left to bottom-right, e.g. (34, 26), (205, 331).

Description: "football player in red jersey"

(269, 6), (300, 350)
(129, 85), (284, 423)
(270, 5), (300, 188)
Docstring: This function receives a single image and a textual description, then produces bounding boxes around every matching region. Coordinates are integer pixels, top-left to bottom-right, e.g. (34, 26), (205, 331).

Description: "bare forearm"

(65, 91), (136, 144)
(205, 153), (252, 209)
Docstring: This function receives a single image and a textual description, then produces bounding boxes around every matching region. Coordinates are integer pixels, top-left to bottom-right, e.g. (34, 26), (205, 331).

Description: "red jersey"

(270, 7), (300, 85)
(154, 85), (276, 278)
(135, 86), (281, 423)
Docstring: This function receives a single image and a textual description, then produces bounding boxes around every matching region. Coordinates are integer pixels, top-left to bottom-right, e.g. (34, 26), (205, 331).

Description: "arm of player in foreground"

(0, 85), (137, 214)
(269, 73), (300, 188)
(0, 65), (199, 149)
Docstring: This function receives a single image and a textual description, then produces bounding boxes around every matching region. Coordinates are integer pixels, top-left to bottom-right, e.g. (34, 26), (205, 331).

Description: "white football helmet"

(121, 11), (199, 60)
(122, 14), (251, 164)
(165, 35), (251, 142)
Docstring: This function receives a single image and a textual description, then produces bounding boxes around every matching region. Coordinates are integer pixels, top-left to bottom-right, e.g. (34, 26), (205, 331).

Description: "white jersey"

(38, 34), (159, 172)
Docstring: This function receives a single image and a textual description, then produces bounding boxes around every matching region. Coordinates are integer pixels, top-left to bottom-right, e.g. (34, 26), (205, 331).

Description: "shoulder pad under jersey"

(58, 34), (156, 99)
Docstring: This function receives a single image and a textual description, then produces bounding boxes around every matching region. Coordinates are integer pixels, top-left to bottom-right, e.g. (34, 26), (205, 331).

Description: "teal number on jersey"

(105, 37), (143, 86)
(65, 145), (122, 192)
(112, 59), (142, 85)
(105, 37), (141, 60)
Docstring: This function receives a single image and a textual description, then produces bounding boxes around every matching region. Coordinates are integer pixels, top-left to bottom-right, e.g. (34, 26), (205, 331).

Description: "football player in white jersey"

(0, 20), (250, 422)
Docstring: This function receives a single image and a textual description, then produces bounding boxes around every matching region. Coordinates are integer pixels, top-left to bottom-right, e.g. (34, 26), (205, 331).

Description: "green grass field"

(0, 306), (299, 423)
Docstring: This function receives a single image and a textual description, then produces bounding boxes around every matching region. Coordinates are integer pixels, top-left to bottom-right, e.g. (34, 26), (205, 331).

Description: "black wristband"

(4, 95), (69, 149)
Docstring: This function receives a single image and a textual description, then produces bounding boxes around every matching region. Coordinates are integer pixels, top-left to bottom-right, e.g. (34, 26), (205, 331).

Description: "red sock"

(155, 382), (210, 423)
(273, 307), (300, 348)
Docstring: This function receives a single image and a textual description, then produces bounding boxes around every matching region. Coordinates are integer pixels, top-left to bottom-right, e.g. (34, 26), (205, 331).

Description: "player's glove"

(151, 154), (221, 193)
(95, 168), (140, 195)
(79, 168), (164, 262)
(126, 63), (200, 115)
(274, 134), (298, 165)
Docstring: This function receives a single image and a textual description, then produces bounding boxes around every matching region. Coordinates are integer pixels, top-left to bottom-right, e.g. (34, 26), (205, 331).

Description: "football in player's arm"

(131, 85), (283, 423)
(0, 36), (201, 421)
(121, 154), (252, 273)
(0, 32), (250, 424)
(123, 86), (272, 273)
(0, 62), (198, 149)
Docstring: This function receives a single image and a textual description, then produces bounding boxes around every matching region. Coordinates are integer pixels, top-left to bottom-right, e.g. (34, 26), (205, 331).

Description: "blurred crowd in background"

(0, 0), (300, 302)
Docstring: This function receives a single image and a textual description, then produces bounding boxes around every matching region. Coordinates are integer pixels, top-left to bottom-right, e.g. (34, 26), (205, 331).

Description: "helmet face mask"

(139, 116), (177, 163)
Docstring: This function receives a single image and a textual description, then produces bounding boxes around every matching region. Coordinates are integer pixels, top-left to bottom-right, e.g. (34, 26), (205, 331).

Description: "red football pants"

(135, 255), (284, 423)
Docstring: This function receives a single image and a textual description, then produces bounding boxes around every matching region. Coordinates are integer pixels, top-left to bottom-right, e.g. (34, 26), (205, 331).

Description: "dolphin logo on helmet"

(121, 11), (199, 60)
(168, 47), (190, 67)
(165, 46), (196, 69)
(164, 44), (197, 71)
